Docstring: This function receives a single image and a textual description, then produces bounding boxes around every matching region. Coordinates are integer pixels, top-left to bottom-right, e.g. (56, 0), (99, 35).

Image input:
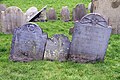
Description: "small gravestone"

(0, 4), (6, 11)
(47, 8), (57, 20)
(92, 0), (120, 34)
(10, 23), (47, 62)
(61, 6), (70, 22)
(0, 4), (6, 32)
(27, 6), (47, 22)
(25, 7), (38, 21)
(72, 4), (86, 21)
(1, 6), (26, 34)
(69, 13), (112, 63)
(44, 34), (70, 62)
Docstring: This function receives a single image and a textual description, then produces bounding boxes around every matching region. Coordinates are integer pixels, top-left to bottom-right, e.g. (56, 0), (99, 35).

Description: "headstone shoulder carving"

(44, 34), (70, 62)
(69, 13), (112, 63)
(47, 8), (57, 20)
(61, 6), (70, 22)
(10, 23), (47, 62)
(1, 6), (26, 34)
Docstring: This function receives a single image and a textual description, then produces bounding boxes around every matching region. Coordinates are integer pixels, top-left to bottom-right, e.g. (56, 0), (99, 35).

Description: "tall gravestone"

(92, 0), (120, 34)
(10, 23), (47, 62)
(72, 4), (86, 21)
(0, 4), (6, 32)
(44, 34), (70, 62)
(69, 13), (112, 63)
(61, 6), (70, 22)
(47, 8), (57, 20)
(1, 6), (26, 34)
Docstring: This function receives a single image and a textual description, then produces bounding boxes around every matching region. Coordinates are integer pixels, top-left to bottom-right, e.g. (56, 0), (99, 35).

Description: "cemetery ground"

(0, 0), (120, 80)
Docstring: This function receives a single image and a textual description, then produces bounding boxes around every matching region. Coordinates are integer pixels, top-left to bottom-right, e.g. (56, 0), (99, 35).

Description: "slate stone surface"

(69, 13), (112, 63)
(44, 34), (70, 62)
(10, 23), (47, 62)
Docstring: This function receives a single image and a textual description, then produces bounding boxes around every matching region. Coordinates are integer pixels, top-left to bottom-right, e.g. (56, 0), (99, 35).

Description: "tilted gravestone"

(72, 4), (86, 21)
(10, 23), (47, 62)
(44, 34), (70, 62)
(69, 13), (112, 63)
(27, 6), (47, 22)
(0, 4), (7, 32)
(1, 6), (26, 34)
(47, 8), (57, 20)
(92, 0), (120, 34)
(61, 6), (70, 22)
(25, 7), (38, 21)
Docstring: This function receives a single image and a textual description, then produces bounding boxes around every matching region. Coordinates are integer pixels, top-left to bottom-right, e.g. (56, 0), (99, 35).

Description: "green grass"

(0, 0), (120, 80)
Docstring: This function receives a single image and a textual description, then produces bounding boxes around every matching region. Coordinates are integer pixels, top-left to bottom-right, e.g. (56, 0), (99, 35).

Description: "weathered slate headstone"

(72, 4), (86, 21)
(27, 6), (47, 22)
(25, 7), (38, 21)
(0, 4), (7, 32)
(1, 6), (26, 34)
(10, 23), (47, 62)
(69, 13), (112, 63)
(47, 8), (57, 20)
(92, 0), (120, 34)
(44, 34), (70, 62)
(61, 6), (70, 22)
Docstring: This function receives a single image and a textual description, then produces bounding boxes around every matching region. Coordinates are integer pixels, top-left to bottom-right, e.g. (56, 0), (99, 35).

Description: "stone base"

(68, 54), (103, 63)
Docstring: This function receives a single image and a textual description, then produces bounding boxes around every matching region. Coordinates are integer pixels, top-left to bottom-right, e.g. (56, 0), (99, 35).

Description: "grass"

(0, 0), (120, 80)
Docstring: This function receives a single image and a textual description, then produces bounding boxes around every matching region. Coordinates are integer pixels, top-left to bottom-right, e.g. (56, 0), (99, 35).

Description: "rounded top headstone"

(25, 6), (38, 20)
(80, 13), (108, 28)
(47, 8), (57, 20)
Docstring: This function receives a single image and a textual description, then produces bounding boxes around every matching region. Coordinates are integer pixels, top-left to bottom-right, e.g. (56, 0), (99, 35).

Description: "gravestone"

(69, 13), (112, 63)
(44, 34), (70, 62)
(61, 6), (70, 22)
(47, 8), (57, 20)
(92, 0), (120, 34)
(1, 6), (26, 34)
(25, 7), (38, 21)
(10, 23), (47, 62)
(0, 4), (6, 11)
(72, 4), (86, 21)
(0, 4), (6, 32)
(27, 6), (47, 22)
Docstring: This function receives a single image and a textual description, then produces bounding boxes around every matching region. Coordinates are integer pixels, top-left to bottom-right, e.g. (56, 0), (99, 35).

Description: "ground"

(0, 0), (120, 80)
